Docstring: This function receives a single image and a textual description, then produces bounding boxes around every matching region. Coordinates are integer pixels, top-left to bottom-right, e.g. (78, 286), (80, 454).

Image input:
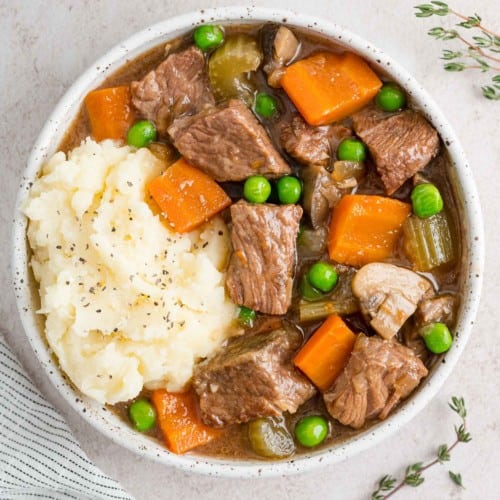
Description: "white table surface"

(1, 1), (499, 499)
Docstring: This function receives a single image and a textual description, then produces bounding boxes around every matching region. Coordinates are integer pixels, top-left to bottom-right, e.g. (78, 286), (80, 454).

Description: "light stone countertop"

(1, 1), (499, 499)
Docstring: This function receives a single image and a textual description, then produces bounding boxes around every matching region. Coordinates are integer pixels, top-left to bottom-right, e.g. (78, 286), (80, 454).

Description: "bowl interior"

(11, 6), (484, 477)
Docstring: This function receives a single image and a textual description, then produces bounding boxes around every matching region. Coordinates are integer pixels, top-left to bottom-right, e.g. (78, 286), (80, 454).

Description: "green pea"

(307, 262), (338, 293)
(420, 322), (453, 354)
(127, 120), (157, 148)
(243, 175), (271, 203)
(277, 176), (302, 204)
(300, 275), (324, 301)
(376, 82), (406, 112)
(129, 399), (156, 432)
(254, 93), (279, 119)
(238, 306), (256, 327)
(193, 25), (224, 51)
(337, 138), (367, 162)
(294, 415), (328, 448)
(411, 183), (444, 218)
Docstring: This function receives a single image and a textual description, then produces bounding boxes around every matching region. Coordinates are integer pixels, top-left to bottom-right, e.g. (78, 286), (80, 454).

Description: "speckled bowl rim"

(12, 6), (484, 478)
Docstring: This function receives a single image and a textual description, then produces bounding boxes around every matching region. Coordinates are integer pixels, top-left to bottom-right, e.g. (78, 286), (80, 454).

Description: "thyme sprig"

(370, 396), (471, 500)
(414, 1), (500, 99)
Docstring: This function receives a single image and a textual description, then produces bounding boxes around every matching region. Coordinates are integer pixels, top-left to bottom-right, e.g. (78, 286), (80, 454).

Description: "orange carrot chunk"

(294, 315), (357, 391)
(148, 157), (232, 233)
(281, 52), (382, 126)
(328, 194), (411, 267)
(84, 86), (135, 142)
(151, 389), (221, 455)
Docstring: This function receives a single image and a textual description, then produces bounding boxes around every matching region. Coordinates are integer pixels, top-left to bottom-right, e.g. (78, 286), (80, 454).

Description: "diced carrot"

(84, 86), (135, 141)
(328, 194), (411, 267)
(294, 315), (357, 391)
(151, 389), (221, 455)
(148, 157), (231, 233)
(281, 52), (382, 126)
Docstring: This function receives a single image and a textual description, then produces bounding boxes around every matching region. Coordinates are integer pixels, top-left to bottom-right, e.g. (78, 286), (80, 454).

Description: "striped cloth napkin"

(0, 334), (133, 500)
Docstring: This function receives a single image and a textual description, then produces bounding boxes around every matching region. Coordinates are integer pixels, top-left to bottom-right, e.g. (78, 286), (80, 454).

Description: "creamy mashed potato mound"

(25, 138), (238, 404)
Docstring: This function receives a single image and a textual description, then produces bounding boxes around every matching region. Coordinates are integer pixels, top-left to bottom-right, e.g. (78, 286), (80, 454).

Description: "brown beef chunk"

(280, 114), (351, 167)
(226, 201), (302, 315)
(168, 99), (291, 182)
(416, 294), (456, 326)
(324, 334), (428, 429)
(193, 328), (316, 427)
(130, 46), (214, 134)
(352, 106), (439, 194)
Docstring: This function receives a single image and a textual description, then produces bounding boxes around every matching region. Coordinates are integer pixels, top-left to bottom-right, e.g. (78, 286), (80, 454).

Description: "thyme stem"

(449, 9), (500, 38)
(370, 397), (471, 499)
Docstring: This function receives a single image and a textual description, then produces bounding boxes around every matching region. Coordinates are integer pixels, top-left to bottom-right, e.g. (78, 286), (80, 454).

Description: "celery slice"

(299, 298), (359, 323)
(208, 34), (263, 104)
(403, 212), (455, 271)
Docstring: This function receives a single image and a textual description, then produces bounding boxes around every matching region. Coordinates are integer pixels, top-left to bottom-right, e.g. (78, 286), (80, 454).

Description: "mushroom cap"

(352, 262), (434, 339)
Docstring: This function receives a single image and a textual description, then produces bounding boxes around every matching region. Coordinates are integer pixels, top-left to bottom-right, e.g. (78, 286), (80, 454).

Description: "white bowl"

(12, 6), (484, 477)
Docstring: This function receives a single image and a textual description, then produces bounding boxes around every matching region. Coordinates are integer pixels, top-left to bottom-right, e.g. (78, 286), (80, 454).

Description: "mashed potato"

(25, 138), (238, 404)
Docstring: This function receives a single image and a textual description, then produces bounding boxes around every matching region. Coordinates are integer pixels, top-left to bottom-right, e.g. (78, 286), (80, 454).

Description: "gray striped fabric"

(0, 334), (133, 500)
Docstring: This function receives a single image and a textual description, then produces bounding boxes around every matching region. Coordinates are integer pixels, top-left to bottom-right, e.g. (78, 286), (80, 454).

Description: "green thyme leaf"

(441, 49), (462, 59)
(405, 473), (425, 487)
(458, 15), (481, 29)
(414, 2), (449, 17)
(449, 471), (464, 488)
(444, 62), (466, 71)
(481, 85), (500, 99)
(428, 27), (458, 40)
(473, 35), (493, 48)
(449, 397), (467, 418)
(437, 444), (451, 462)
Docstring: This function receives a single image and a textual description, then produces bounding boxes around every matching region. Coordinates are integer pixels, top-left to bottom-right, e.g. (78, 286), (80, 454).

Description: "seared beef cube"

(280, 114), (351, 167)
(168, 99), (291, 182)
(226, 201), (302, 315)
(193, 328), (316, 427)
(131, 46), (214, 134)
(416, 294), (456, 326)
(352, 106), (439, 194)
(302, 164), (341, 229)
(324, 335), (428, 429)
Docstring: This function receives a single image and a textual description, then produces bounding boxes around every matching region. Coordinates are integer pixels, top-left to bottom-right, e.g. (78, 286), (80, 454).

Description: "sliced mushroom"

(302, 164), (341, 229)
(273, 26), (300, 64)
(352, 263), (434, 339)
(263, 26), (300, 88)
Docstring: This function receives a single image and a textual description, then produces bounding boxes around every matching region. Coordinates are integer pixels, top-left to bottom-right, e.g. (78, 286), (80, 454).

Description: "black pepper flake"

(79, 257), (86, 264)
(179, 321), (186, 327)
(154, 302), (159, 306)
(65, 281), (70, 285)
(111, 227), (116, 232)
(83, 303), (90, 308)
(202, 242), (208, 248)
(56, 245), (62, 250)
(127, 181), (133, 187)
(218, 230), (223, 236)
(113, 328), (118, 332)
(96, 309), (102, 313)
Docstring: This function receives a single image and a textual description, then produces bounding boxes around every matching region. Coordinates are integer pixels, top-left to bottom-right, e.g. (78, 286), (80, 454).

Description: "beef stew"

(55, 22), (463, 461)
